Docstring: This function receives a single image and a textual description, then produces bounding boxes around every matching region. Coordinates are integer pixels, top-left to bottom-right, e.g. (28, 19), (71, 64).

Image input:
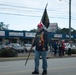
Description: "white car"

(64, 43), (76, 50)
(13, 45), (24, 53)
(7, 43), (20, 48)
(7, 43), (25, 53)
(24, 44), (35, 52)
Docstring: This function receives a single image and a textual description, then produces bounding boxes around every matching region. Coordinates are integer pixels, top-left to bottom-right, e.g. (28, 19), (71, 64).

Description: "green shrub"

(65, 49), (76, 54)
(0, 48), (18, 57)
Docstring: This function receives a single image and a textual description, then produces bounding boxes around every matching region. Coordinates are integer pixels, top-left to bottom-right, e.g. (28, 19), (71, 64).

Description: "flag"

(41, 4), (50, 28)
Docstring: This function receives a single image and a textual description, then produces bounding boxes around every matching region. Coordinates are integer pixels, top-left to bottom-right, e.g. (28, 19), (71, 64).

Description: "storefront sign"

(54, 34), (62, 38)
(25, 32), (36, 37)
(9, 32), (23, 36)
(0, 31), (5, 36)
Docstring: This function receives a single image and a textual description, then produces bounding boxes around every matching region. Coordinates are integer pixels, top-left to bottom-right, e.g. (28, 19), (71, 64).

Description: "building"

(0, 30), (76, 45)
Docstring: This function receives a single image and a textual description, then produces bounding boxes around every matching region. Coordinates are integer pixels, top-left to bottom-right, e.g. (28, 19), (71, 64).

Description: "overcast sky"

(0, 0), (76, 31)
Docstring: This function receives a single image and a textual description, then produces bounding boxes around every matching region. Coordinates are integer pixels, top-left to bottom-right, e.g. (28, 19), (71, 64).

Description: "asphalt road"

(0, 57), (76, 75)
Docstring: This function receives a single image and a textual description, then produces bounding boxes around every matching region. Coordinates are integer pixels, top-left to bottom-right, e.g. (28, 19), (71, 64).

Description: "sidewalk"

(0, 53), (76, 62)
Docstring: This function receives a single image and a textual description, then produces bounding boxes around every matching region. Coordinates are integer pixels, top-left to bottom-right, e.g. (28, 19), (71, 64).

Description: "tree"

(29, 29), (37, 32)
(0, 22), (9, 30)
(60, 28), (69, 34)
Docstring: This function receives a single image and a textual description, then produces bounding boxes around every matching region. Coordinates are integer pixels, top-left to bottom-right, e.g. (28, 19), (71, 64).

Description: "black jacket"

(32, 29), (48, 51)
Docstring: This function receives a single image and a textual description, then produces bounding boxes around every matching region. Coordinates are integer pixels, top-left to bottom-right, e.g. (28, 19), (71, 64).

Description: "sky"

(0, 0), (76, 31)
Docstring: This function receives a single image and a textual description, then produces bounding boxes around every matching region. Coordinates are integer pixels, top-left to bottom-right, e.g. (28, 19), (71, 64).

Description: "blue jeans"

(34, 50), (48, 72)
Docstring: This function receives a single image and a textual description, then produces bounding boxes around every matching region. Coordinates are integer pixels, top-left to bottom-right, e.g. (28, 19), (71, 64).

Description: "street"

(0, 57), (76, 75)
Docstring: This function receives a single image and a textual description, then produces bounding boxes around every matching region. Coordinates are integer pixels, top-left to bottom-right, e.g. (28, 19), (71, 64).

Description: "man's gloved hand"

(43, 47), (46, 50)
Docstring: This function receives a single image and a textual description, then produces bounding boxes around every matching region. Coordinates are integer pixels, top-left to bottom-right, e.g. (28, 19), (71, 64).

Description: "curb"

(0, 54), (76, 62)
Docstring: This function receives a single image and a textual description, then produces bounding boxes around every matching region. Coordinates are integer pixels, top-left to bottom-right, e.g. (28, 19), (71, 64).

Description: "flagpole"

(46, 3), (48, 8)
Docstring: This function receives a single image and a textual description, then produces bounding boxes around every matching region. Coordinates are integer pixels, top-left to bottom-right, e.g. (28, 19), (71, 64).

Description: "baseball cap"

(37, 22), (43, 28)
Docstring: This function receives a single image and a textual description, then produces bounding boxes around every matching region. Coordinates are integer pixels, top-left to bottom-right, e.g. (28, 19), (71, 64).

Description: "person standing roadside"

(61, 41), (65, 56)
(58, 40), (62, 57)
(52, 41), (57, 56)
(68, 41), (72, 56)
(30, 22), (48, 75)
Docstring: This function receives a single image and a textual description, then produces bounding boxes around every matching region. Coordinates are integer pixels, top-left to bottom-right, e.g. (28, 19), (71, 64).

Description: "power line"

(0, 6), (75, 17)
(0, 3), (76, 20)
(0, 12), (41, 17)
(0, 7), (43, 13)
(0, 3), (43, 10)
(0, 3), (75, 18)
(0, 12), (76, 20)
(0, 3), (69, 13)
(0, 3), (75, 16)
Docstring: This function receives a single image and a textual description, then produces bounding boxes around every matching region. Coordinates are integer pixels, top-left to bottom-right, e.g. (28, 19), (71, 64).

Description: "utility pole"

(59, 0), (71, 42)
(69, 0), (71, 42)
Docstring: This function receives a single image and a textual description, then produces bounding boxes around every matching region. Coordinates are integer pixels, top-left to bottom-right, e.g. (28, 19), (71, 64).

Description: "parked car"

(13, 45), (24, 53)
(24, 44), (35, 52)
(64, 43), (76, 50)
(0, 44), (7, 49)
(7, 43), (25, 53)
(7, 43), (20, 48)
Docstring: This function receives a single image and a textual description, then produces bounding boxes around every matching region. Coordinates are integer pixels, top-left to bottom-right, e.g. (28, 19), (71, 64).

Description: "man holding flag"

(29, 4), (49, 75)
(31, 22), (48, 75)
(32, 23), (48, 75)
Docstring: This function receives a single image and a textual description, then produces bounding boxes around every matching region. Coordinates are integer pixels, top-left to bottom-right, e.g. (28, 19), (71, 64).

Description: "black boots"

(42, 70), (47, 75)
(32, 70), (39, 74)
(32, 70), (47, 75)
